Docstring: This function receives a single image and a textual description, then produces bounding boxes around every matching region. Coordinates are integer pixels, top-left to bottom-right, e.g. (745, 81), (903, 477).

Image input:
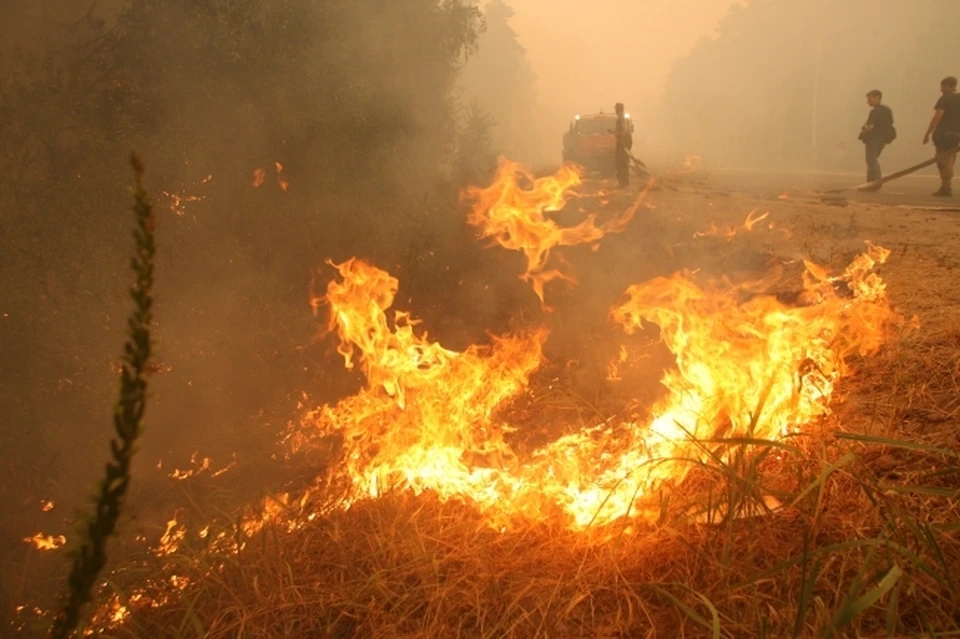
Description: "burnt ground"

(4, 165), (960, 636)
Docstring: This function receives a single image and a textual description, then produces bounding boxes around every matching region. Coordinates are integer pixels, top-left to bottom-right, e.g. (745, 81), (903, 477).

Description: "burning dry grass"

(100, 416), (960, 638)
(80, 278), (960, 637)
(14, 168), (960, 638)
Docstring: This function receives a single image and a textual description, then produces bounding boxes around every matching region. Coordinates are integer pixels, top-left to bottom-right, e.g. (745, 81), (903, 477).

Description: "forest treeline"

(658, 0), (960, 170)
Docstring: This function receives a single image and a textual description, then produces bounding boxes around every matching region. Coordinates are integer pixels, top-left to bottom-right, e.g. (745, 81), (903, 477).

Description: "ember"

(23, 533), (66, 550)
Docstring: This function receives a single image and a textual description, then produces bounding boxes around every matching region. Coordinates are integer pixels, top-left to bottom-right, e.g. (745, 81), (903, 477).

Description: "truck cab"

(562, 111), (634, 174)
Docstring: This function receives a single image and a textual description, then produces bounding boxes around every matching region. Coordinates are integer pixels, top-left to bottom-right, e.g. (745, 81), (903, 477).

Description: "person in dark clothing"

(613, 102), (631, 188)
(923, 76), (960, 197)
(858, 89), (896, 190)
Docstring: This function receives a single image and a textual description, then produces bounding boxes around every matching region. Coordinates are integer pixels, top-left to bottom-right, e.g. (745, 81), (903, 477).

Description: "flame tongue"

(612, 242), (893, 447)
(308, 258), (547, 512)
(297, 241), (895, 532)
(462, 158), (645, 306)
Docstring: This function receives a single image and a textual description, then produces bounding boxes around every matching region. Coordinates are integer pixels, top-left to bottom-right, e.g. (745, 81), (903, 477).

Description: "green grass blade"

(830, 564), (902, 633)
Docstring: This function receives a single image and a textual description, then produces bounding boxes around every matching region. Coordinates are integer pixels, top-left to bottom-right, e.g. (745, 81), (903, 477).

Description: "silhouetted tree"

(460, 0), (541, 163)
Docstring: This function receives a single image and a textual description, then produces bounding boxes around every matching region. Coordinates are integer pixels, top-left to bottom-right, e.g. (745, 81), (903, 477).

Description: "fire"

(694, 209), (770, 240)
(161, 190), (204, 216)
(293, 258), (547, 517)
(167, 452), (235, 480)
(275, 161), (289, 191)
(23, 533), (66, 550)
(158, 515), (186, 556)
(169, 454), (211, 480)
(161, 173), (212, 216)
(252, 163), (289, 190)
(611, 243), (893, 452)
(292, 240), (895, 531)
(34, 161), (904, 635)
(461, 158), (647, 305)
(606, 346), (629, 381)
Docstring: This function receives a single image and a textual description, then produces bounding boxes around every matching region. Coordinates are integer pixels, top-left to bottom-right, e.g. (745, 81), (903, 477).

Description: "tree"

(459, 0), (541, 163)
(657, 0), (960, 171)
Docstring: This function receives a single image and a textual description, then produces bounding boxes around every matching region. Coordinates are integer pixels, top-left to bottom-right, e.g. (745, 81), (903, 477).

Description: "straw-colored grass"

(44, 176), (960, 638)
(99, 301), (960, 638)
(103, 413), (959, 638)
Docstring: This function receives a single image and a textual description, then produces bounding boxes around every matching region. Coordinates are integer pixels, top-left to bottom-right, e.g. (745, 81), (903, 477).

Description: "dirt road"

(711, 166), (960, 209)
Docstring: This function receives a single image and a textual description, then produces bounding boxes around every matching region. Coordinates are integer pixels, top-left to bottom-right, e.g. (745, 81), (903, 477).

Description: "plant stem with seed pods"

(51, 153), (156, 639)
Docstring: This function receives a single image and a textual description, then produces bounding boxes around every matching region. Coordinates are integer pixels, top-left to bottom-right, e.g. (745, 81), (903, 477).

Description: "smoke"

(466, 0), (740, 164)
(653, 0), (960, 171)
(472, 0), (960, 174)
(0, 0), (494, 549)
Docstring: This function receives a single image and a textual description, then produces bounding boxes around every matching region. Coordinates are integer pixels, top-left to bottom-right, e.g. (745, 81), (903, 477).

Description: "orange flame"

(611, 243), (893, 455)
(161, 173), (212, 216)
(166, 452), (236, 480)
(23, 533), (66, 550)
(292, 258), (547, 516)
(291, 241), (895, 531)
(606, 345), (629, 381)
(252, 163), (288, 190)
(161, 191), (204, 216)
(695, 209), (770, 240)
(275, 161), (289, 191)
(169, 453), (212, 480)
(158, 515), (186, 556)
(461, 158), (646, 306)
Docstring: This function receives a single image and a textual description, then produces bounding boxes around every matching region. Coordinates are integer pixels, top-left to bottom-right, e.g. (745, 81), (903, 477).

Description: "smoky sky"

(472, 0), (959, 175)
(487, 0), (742, 163)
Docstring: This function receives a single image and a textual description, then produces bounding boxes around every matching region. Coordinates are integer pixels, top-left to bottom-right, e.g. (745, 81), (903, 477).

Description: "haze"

(462, 0), (960, 172)
(507, 0), (742, 163)
(3, 0), (960, 624)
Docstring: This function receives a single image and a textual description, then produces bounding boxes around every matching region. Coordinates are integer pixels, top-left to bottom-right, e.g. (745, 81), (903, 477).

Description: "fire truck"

(561, 111), (633, 174)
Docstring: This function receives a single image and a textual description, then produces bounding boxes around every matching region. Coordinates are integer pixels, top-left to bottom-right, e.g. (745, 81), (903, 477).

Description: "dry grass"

(27, 178), (960, 639)
(105, 415), (960, 639)
(101, 301), (960, 638)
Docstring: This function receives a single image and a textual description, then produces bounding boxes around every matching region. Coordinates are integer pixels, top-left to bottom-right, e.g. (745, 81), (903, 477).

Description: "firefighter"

(858, 89), (896, 190)
(614, 102), (632, 188)
(924, 76), (960, 197)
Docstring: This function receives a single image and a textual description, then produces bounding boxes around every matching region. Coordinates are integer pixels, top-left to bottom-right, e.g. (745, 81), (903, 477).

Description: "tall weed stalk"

(51, 154), (156, 638)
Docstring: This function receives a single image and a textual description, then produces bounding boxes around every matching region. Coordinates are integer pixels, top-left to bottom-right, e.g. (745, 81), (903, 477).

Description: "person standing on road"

(613, 102), (632, 188)
(923, 76), (960, 197)
(858, 90), (896, 191)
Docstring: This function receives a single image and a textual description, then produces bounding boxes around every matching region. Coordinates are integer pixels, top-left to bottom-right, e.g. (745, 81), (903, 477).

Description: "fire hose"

(823, 144), (960, 195)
